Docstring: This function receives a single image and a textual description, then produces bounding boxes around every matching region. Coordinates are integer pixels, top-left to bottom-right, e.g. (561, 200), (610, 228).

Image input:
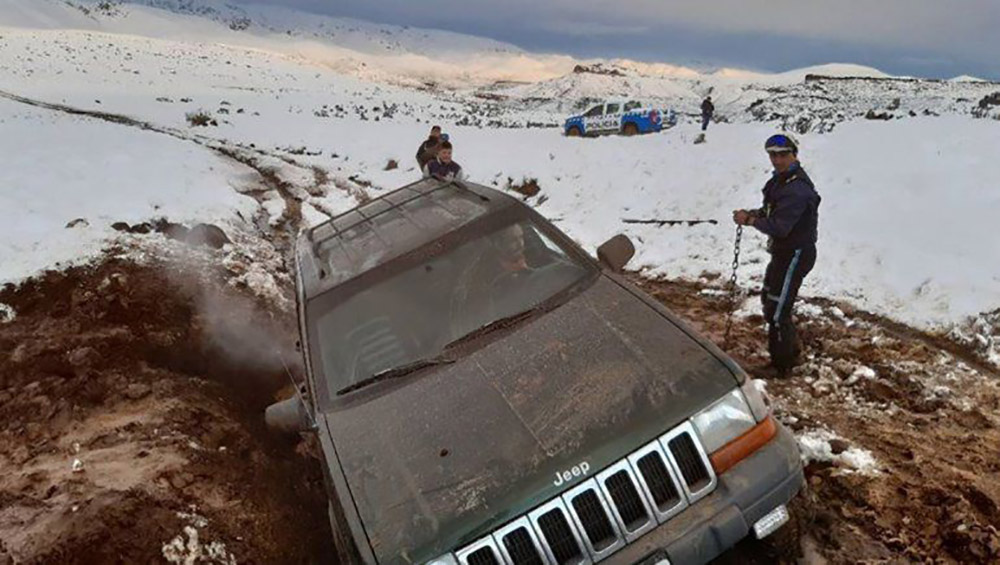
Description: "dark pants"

(701, 114), (711, 131)
(761, 246), (816, 369)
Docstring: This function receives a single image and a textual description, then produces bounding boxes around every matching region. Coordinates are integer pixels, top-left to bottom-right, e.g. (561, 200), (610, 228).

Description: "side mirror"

(597, 234), (635, 273)
(265, 394), (314, 434)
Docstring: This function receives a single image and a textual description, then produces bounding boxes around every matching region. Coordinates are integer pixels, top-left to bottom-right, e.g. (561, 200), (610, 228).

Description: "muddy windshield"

(307, 219), (594, 401)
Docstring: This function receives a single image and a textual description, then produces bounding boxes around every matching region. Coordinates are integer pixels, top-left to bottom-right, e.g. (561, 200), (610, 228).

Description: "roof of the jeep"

(297, 178), (518, 298)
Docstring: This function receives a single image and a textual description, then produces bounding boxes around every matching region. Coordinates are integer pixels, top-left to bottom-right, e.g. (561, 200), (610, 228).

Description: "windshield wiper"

(336, 355), (456, 396)
(336, 307), (545, 396)
(442, 307), (543, 352)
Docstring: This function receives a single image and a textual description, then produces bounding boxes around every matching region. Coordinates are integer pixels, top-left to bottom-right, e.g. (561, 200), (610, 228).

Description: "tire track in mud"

(806, 295), (1000, 380)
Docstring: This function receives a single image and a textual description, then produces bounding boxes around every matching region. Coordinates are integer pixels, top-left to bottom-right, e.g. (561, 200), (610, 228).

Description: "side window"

(624, 101), (641, 112)
(584, 105), (603, 118)
(605, 103), (620, 115)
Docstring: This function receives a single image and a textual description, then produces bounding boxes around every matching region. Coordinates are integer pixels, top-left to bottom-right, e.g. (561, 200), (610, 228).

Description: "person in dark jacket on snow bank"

(415, 125), (442, 169)
(424, 141), (466, 181)
(733, 133), (821, 372)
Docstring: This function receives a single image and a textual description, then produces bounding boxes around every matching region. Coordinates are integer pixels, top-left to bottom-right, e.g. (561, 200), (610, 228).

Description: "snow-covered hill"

(0, 0), (998, 362)
(0, 0), (577, 86)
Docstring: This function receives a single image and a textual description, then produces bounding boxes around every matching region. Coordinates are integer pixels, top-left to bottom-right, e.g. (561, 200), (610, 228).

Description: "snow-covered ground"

(0, 96), (258, 282)
(1, 0), (998, 349)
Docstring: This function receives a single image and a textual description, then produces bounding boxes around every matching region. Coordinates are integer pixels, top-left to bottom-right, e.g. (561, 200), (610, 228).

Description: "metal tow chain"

(722, 224), (743, 347)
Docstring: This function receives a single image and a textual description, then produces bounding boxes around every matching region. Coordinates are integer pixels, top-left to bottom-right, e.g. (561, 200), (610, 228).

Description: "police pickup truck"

(564, 100), (677, 137)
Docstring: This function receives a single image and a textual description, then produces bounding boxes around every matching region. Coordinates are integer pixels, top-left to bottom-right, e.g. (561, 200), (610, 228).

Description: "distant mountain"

(0, 0), (578, 85)
(3, 0), (996, 132)
(949, 75), (989, 83)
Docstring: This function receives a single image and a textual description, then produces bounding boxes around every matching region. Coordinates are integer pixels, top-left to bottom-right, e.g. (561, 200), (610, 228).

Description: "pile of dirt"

(0, 249), (334, 564)
(637, 277), (1000, 564)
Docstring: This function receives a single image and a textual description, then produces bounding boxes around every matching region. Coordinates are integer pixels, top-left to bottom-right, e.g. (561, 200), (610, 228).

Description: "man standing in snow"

(733, 133), (821, 373)
(701, 96), (715, 131)
(415, 125), (442, 170)
(424, 141), (466, 181)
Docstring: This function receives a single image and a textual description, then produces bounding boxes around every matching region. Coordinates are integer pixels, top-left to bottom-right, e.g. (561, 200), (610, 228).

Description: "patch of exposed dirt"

(508, 177), (541, 198)
(0, 250), (334, 564)
(635, 277), (1000, 564)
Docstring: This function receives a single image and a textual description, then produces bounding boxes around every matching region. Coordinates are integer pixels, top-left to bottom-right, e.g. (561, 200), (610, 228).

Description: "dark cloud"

(237, 0), (1000, 79)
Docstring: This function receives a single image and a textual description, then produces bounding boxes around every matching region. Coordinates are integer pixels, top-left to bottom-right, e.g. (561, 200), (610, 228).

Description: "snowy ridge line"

(802, 73), (1000, 85)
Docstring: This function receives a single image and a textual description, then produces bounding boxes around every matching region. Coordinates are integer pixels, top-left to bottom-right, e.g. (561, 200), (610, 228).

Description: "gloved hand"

(732, 210), (755, 226)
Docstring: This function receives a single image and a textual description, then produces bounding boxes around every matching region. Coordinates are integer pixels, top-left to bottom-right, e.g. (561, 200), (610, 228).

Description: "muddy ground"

(0, 244), (334, 564)
(636, 278), (1000, 564)
(2, 243), (999, 564)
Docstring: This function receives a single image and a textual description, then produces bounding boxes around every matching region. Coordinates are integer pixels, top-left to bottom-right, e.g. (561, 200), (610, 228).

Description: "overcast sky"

(245, 1), (999, 79)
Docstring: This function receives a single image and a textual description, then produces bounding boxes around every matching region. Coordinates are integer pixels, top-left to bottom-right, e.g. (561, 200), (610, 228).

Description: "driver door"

(582, 104), (604, 134)
(597, 103), (622, 133)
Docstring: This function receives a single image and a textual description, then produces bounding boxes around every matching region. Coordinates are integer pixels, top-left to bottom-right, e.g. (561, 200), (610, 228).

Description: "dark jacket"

(426, 158), (464, 181)
(416, 138), (440, 168)
(701, 99), (715, 117)
(752, 164), (820, 251)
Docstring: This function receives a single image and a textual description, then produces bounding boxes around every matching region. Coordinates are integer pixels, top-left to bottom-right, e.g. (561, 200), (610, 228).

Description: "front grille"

(537, 510), (584, 564)
(570, 490), (617, 551)
(466, 547), (500, 565)
(456, 419), (718, 564)
(604, 471), (649, 531)
(668, 432), (711, 491)
(636, 452), (681, 511)
(501, 528), (544, 565)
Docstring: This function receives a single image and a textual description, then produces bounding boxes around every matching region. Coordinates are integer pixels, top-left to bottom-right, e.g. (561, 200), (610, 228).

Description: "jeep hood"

(323, 276), (738, 563)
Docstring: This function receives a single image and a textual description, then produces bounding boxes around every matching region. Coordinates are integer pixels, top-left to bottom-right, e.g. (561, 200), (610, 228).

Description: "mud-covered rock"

(187, 223), (231, 249)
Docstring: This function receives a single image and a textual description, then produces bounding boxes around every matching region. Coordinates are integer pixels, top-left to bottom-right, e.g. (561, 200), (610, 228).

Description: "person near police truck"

(732, 133), (820, 372)
(701, 96), (715, 131)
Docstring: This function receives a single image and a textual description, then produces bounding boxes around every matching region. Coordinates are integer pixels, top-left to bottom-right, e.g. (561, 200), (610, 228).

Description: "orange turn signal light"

(709, 415), (778, 474)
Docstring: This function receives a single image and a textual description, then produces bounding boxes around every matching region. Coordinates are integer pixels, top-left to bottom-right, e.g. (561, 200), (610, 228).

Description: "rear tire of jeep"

(567, 126), (581, 137)
(622, 123), (638, 136)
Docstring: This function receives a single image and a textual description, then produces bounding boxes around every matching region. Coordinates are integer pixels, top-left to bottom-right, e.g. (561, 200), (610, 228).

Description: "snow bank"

(448, 118), (1000, 330)
(0, 98), (258, 283)
(1, 5), (998, 336)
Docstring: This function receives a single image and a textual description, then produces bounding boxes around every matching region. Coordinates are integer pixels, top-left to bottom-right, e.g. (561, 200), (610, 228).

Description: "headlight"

(691, 388), (756, 453)
(426, 554), (458, 565)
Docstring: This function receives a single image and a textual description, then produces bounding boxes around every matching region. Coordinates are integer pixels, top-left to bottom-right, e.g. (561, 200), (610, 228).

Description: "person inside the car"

(494, 224), (529, 273)
(485, 224), (534, 317)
